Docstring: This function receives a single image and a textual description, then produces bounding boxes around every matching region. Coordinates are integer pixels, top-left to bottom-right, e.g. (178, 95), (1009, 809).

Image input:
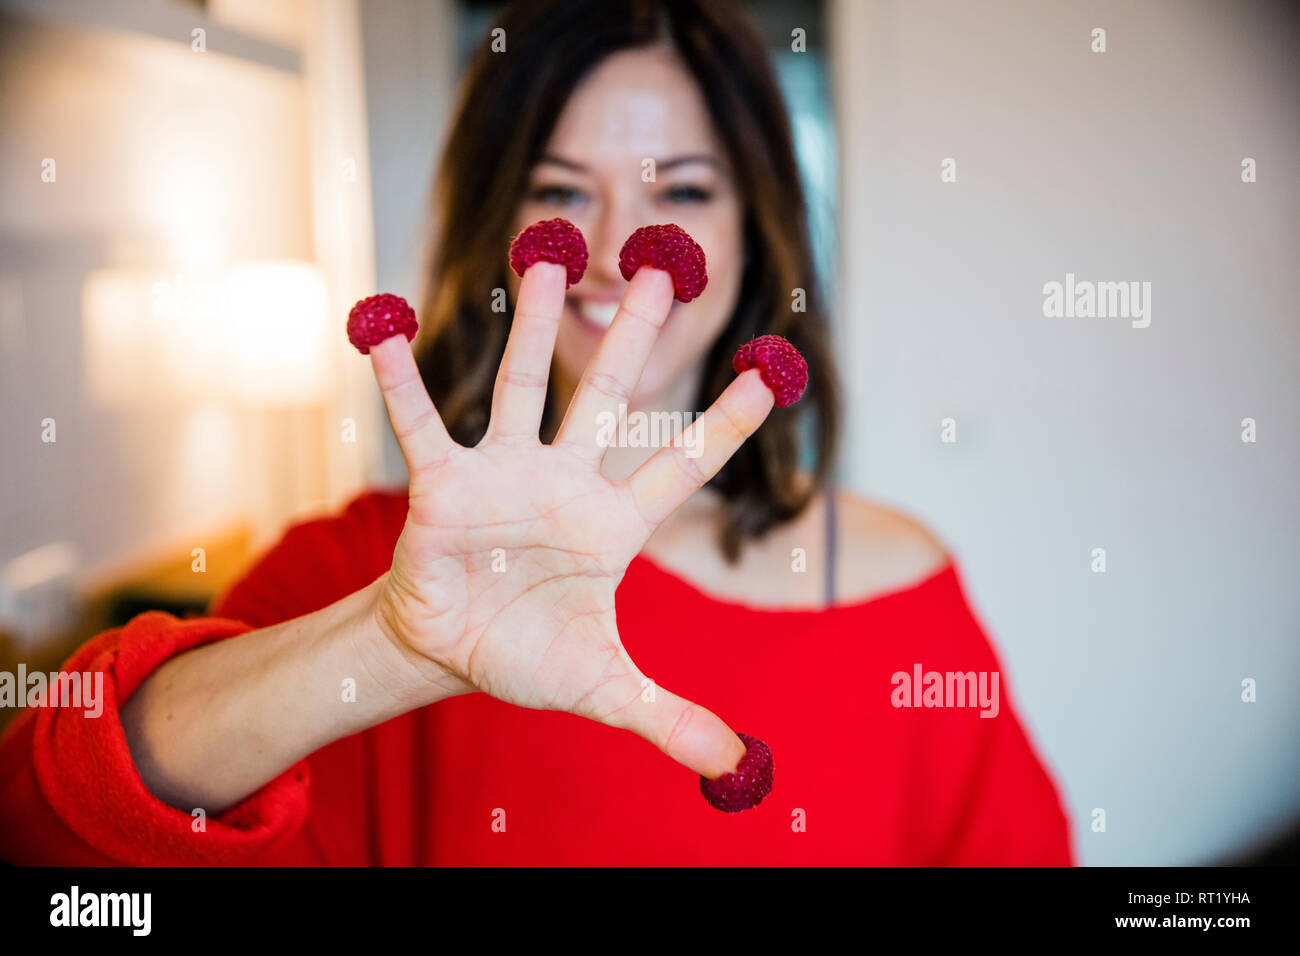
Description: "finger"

(625, 368), (774, 526)
(582, 659), (747, 779)
(552, 268), (675, 465)
(370, 335), (454, 472)
(486, 262), (566, 442)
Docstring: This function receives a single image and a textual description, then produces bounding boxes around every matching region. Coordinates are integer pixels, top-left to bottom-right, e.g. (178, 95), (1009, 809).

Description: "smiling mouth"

(574, 300), (620, 330)
(569, 298), (678, 336)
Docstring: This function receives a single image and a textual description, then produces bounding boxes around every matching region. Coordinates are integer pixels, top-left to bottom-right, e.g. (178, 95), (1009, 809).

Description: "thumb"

(585, 664), (747, 779)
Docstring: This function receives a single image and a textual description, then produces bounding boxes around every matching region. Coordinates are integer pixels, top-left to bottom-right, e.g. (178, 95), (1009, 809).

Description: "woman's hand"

(369, 262), (774, 778)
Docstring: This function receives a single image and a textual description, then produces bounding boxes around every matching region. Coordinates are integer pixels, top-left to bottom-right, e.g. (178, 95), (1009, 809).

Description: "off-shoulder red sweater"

(0, 490), (1074, 865)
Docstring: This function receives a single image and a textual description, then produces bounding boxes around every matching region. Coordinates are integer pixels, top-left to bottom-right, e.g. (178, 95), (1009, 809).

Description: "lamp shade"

(221, 261), (330, 405)
(83, 260), (331, 407)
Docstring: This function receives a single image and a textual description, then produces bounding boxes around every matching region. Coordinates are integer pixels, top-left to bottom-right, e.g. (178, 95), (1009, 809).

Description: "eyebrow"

(536, 153), (724, 173)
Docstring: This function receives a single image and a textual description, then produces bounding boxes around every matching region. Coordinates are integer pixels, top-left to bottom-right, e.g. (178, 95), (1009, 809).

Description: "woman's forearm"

(119, 574), (462, 815)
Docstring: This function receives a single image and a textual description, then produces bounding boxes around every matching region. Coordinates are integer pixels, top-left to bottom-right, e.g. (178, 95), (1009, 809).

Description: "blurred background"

(0, 0), (1296, 865)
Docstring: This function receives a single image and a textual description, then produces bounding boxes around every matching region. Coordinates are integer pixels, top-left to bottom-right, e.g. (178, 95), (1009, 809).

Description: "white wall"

(830, 0), (1299, 864)
(0, 11), (311, 581)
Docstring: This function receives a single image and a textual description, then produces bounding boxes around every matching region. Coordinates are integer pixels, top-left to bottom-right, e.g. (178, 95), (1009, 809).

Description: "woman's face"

(509, 44), (744, 410)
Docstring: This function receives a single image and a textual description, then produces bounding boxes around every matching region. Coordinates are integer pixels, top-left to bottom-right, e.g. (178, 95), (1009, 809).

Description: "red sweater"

(0, 490), (1074, 865)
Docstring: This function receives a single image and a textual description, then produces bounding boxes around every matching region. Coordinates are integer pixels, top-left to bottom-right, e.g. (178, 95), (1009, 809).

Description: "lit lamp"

(83, 261), (331, 407)
(220, 261), (331, 406)
(221, 261), (335, 526)
(82, 261), (335, 535)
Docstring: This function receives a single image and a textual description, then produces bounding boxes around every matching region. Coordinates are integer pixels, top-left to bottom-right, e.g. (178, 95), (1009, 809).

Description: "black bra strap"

(824, 485), (838, 606)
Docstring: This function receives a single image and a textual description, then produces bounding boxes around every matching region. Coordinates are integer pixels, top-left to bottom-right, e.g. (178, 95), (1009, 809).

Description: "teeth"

(577, 301), (620, 329)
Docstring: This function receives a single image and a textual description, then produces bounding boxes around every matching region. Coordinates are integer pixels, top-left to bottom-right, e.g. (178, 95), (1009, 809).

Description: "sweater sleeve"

(911, 565), (1076, 866)
(0, 614), (311, 865)
(0, 491), (404, 866)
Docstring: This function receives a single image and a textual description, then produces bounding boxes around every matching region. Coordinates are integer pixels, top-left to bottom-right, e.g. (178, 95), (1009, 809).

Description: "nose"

(584, 198), (642, 287)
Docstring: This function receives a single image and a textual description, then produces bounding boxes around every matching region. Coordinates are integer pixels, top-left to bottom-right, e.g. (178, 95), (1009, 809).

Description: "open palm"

(370, 262), (774, 778)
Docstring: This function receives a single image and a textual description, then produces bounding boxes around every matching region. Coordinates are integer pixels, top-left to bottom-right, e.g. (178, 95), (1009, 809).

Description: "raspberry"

(732, 335), (808, 408)
(509, 217), (588, 288)
(347, 293), (418, 355)
(699, 733), (774, 813)
(618, 224), (708, 302)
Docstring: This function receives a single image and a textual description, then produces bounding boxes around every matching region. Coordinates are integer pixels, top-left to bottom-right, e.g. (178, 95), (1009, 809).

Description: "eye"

(660, 184), (713, 204)
(529, 184), (588, 206)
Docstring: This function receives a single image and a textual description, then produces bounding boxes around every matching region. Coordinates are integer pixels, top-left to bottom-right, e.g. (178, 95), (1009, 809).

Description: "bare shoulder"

(642, 477), (950, 609)
(831, 488), (951, 603)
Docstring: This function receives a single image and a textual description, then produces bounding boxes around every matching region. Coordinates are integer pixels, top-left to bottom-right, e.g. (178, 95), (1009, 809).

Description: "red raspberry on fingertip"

(733, 334), (808, 408)
(509, 217), (589, 288)
(618, 223), (708, 302)
(699, 733), (774, 813)
(347, 293), (418, 355)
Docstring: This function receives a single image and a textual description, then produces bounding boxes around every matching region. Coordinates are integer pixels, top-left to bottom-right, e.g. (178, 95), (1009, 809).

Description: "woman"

(0, 0), (1072, 865)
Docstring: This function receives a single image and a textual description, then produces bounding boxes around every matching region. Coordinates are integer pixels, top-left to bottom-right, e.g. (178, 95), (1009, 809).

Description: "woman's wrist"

(354, 573), (469, 710)
(120, 575), (463, 814)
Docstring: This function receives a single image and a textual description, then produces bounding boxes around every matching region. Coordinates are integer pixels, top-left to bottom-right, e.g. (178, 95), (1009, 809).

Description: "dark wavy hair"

(415, 0), (841, 562)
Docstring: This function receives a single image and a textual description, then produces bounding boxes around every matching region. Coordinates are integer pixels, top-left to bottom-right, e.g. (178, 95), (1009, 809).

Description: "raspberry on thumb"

(699, 733), (774, 813)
